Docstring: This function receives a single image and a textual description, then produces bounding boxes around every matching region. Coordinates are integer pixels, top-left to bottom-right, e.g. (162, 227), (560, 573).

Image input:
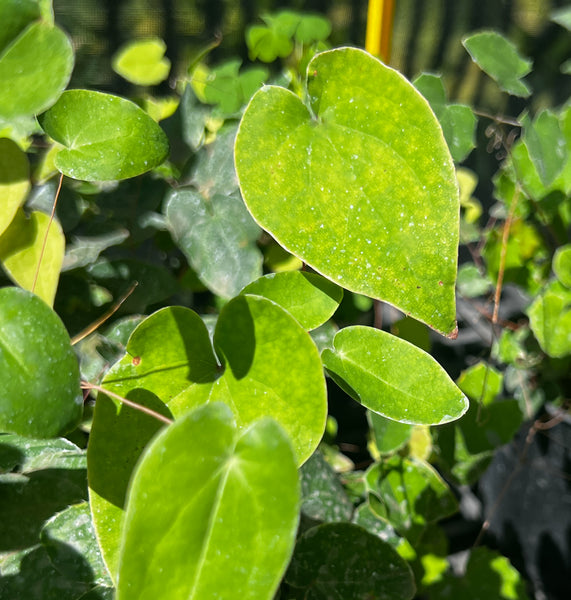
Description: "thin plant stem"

(492, 186), (520, 326)
(71, 281), (139, 345)
(32, 172), (64, 294)
(81, 381), (173, 426)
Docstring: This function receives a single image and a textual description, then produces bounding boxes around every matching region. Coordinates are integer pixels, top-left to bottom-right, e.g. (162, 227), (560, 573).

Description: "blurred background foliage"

(55, 0), (571, 110)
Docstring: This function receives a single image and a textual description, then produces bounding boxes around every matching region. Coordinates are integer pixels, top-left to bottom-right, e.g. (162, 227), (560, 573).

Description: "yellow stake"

(365, 0), (394, 63)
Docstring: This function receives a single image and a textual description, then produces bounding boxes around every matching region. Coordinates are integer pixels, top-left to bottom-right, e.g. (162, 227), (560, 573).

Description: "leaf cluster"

(0, 3), (570, 599)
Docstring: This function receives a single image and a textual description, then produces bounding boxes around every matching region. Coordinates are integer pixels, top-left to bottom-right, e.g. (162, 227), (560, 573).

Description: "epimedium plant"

(0, 2), (569, 599)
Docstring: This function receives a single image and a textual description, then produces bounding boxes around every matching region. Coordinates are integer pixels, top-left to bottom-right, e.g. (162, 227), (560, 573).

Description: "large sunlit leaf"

(38, 90), (169, 181)
(112, 38), (171, 86)
(241, 271), (343, 330)
(116, 404), (299, 600)
(0, 20), (74, 119)
(0, 138), (30, 237)
(235, 47), (460, 336)
(0, 208), (64, 306)
(0, 287), (82, 438)
(462, 30), (532, 97)
(286, 522), (415, 600)
(165, 189), (262, 298)
(322, 326), (468, 425)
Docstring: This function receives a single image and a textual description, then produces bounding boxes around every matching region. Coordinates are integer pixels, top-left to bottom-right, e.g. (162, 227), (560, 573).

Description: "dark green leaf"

(300, 451), (353, 523)
(165, 189), (262, 298)
(41, 502), (112, 586)
(286, 522), (415, 600)
(0, 287), (82, 438)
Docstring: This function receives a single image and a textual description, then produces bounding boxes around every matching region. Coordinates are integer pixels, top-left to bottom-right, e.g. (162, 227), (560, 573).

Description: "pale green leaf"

(462, 30), (532, 97)
(112, 38), (171, 86)
(527, 281), (571, 357)
(552, 6), (571, 31)
(553, 244), (571, 288)
(38, 90), (169, 181)
(322, 326), (468, 425)
(0, 21), (73, 119)
(0, 209), (64, 306)
(0, 287), (82, 438)
(0, 138), (30, 237)
(116, 404), (299, 600)
(241, 271), (343, 330)
(236, 47), (459, 335)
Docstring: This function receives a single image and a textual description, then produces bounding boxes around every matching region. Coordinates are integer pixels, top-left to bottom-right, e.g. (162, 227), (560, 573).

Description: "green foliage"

(236, 48), (459, 335)
(116, 404), (299, 600)
(39, 90), (169, 181)
(462, 30), (532, 97)
(112, 38), (171, 86)
(0, 5), (567, 599)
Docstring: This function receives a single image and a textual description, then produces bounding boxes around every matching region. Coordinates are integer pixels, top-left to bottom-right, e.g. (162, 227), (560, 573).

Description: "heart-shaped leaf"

(0, 208), (64, 306)
(0, 21), (74, 119)
(116, 403), (299, 600)
(112, 37), (171, 86)
(241, 271), (343, 330)
(235, 47), (460, 335)
(38, 90), (169, 181)
(322, 326), (468, 425)
(0, 287), (82, 438)
(0, 138), (30, 237)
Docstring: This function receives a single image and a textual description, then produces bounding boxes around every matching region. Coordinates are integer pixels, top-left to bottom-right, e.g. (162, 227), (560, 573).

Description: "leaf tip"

(446, 326), (459, 340)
